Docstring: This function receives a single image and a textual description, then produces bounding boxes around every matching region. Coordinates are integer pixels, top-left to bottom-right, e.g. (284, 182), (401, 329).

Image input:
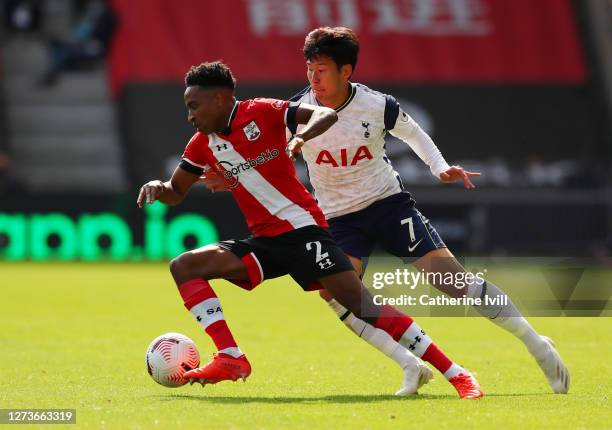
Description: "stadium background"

(1, 0), (611, 261)
(1, 2), (612, 429)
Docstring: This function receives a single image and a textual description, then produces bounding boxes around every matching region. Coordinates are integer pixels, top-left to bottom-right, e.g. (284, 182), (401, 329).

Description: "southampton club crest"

(243, 121), (261, 141)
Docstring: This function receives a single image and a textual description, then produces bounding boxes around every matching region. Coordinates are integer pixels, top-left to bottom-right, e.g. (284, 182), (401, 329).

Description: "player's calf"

(323, 290), (436, 395)
(319, 270), (483, 397)
(170, 245), (251, 368)
(418, 250), (569, 393)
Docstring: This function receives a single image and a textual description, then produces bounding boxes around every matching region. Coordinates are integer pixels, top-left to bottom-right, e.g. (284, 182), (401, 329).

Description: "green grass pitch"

(1, 263), (610, 429)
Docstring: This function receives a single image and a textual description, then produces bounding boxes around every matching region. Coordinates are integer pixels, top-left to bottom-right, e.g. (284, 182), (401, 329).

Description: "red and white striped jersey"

(181, 98), (327, 237)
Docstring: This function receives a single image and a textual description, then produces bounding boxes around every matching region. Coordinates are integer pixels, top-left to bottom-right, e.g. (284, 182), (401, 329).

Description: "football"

(145, 333), (200, 387)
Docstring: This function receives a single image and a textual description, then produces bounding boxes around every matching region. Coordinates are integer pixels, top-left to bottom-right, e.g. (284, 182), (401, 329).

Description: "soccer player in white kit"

(202, 28), (570, 396)
(285, 27), (569, 395)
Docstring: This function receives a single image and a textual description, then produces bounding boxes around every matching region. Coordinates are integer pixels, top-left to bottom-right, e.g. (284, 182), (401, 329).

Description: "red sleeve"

(180, 133), (211, 174)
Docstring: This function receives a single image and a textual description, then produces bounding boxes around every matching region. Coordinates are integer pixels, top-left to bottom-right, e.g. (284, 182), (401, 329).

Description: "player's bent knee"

(169, 253), (193, 282)
(170, 249), (215, 281)
(318, 289), (333, 302)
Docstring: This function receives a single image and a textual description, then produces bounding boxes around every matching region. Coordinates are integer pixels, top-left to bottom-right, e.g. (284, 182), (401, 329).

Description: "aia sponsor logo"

(315, 145), (373, 167)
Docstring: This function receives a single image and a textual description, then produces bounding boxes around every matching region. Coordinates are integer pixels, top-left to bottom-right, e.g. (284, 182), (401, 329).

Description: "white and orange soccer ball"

(145, 333), (200, 387)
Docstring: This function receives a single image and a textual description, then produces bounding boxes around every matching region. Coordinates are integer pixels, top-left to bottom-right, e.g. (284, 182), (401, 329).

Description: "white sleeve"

(388, 109), (450, 178)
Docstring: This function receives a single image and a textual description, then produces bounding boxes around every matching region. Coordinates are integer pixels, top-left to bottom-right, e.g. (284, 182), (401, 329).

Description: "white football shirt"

(290, 83), (450, 219)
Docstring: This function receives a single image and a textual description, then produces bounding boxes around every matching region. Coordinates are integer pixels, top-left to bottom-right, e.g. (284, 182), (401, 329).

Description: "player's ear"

(340, 64), (353, 80)
(212, 89), (223, 105)
(215, 88), (233, 105)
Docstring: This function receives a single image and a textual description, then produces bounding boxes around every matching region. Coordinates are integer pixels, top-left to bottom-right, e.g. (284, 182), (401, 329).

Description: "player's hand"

(439, 166), (481, 189)
(286, 136), (305, 160)
(137, 180), (165, 208)
(198, 170), (230, 192)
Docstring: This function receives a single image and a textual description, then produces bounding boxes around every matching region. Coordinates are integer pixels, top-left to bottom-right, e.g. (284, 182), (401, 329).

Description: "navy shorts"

(216, 225), (355, 291)
(327, 192), (446, 261)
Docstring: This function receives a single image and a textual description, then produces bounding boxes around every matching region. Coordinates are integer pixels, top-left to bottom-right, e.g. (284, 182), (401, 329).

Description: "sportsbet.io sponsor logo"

(217, 148), (279, 188)
(0, 202), (218, 261)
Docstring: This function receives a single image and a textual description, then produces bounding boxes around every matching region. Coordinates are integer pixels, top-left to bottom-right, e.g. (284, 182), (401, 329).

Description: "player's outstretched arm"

(287, 104), (337, 160)
(136, 165), (200, 208)
(387, 107), (481, 189)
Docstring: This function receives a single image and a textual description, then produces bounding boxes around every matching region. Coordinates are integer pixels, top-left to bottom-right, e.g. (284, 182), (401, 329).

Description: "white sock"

(393, 319), (467, 381)
(443, 363), (464, 380)
(327, 299), (417, 369)
(189, 298), (243, 358)
(468, 280), (547, 357)
(390, 344), (419, 370)
(328, 298), (464, 380)
(218, 347), (244, 358)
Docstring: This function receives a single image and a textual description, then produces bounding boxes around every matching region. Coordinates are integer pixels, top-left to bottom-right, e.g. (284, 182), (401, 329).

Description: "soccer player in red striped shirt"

(137, 61), (482, 399)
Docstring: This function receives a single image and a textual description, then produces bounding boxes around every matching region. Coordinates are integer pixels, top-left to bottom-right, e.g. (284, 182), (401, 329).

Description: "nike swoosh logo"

(408, 239), (423, 253)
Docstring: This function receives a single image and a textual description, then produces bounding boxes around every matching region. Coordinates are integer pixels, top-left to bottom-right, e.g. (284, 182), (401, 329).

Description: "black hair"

(303, 27), (359, 72)
(184, 61), (236, 89)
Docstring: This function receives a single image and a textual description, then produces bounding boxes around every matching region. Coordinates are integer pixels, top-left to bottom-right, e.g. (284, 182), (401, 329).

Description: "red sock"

(375, 305), (453, 374)
(178, 279), (238, 352)
(374, 305), (414, 341)
(421, 344), (452, 374)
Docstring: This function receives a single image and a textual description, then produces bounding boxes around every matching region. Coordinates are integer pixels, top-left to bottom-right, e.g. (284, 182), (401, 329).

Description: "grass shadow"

(152, 393), (457, 403)
(482, 392), (564, 398)
(151, 391), (555, 404)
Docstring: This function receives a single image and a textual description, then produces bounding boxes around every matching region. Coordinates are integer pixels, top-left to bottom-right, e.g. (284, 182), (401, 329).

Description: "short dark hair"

(185, 61), (236, 90)
(303, 27), (359, 72)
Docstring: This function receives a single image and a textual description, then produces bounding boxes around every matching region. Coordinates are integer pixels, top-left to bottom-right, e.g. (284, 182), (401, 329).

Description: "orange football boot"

(184, 353), (251, 386)
(448, 371), (484, 399)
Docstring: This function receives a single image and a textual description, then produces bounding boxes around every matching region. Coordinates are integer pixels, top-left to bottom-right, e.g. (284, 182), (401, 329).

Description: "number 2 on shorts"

(306, 241), (329, 263)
